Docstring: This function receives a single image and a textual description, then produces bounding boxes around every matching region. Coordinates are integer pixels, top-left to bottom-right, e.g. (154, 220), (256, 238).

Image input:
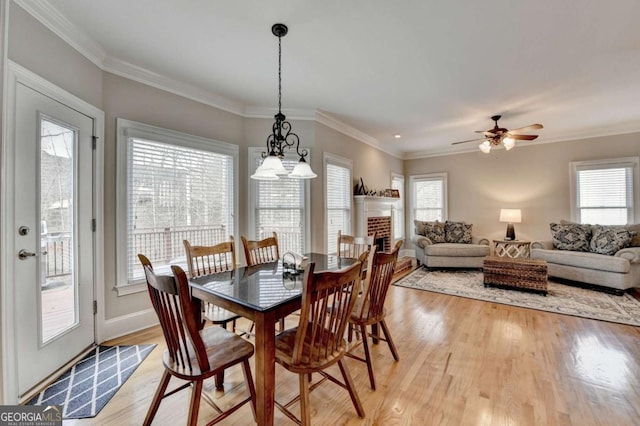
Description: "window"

(571, 157), (638, 225)
(409, 173), (447, 225)
(116, 119), (238, 294)
(391, 173), (405, 240)
(249, 148), (310, 255)
(325, 153), (353, 254)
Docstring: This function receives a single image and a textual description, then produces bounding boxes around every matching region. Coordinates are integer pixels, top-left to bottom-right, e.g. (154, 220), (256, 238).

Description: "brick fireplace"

(354, 195), (397, 253)
(368, 216), (391, 252)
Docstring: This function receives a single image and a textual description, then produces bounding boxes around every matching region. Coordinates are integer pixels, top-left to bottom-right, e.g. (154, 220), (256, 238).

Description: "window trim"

(569, 157), (639, 224)
(391, 172), (405, 241)
(247, 147), (312, 258)
(408, 172), (448, 232)
(115, 119), (239, 295)
(324, 153), (353, 254)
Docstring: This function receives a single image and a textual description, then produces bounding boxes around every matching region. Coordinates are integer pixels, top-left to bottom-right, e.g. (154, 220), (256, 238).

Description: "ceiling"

(23, 0), (640, 158)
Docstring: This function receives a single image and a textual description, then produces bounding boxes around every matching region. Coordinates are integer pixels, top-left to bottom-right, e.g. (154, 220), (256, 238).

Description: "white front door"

(13, 82), (95, 396)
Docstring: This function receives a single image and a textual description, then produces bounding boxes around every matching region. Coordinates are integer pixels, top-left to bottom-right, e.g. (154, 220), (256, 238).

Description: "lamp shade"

(251, 163), (279, 180)
(259, 154), (289, 175)
(479, 140), (492, 154)
(499, 209), (522, 223)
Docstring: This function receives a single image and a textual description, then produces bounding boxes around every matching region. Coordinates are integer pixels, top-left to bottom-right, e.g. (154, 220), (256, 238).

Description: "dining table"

(188, 253), (357, 426)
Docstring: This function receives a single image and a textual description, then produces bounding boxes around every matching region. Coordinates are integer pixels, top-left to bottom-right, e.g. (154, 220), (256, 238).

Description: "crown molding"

(315, 111), (402, 159)
(15, 0), (107, 66)
(102, 56), (246, 116)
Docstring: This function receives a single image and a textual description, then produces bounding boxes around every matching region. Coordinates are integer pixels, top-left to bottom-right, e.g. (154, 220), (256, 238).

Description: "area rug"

(394, 269), (640, 327)
(27, 344), (156, 419)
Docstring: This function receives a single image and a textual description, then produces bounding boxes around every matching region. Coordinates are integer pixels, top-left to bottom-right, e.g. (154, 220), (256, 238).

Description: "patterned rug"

(27, 344), (156, 419)
(394, 268), (640, 327)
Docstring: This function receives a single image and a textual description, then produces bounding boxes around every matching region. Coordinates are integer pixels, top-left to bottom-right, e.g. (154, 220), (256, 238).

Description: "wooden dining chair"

(346, 239), (403, 390)
(241, 232), (280, 266)
(337, 230), (376, 258)
(137, 255), (256, 426)
(183, 238), (241, 331)
(241, 232), (286, 331)
(183, 238), (244, 389)
(274, 259), (366, 425)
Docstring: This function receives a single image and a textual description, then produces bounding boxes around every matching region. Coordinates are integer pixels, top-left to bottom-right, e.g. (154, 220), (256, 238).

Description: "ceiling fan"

(451, 115), (543, 153)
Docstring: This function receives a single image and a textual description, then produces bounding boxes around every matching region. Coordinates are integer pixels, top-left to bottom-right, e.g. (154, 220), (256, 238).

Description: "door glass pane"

(40, 117), (77, 343)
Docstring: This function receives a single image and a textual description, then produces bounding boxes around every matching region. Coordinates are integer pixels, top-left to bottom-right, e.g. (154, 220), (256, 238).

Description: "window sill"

(115, 282), (146, 296)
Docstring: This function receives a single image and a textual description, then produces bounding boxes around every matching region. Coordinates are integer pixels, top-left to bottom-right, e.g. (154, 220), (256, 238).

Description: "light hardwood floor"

(66, 279), (640, 425)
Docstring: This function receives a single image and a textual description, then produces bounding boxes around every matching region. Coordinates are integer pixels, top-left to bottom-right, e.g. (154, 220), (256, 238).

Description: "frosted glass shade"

(289, 160), (317, 179)
(251, 163), (279, 180)
(479, 140), (492, 153)
(503, 137), (516, 150)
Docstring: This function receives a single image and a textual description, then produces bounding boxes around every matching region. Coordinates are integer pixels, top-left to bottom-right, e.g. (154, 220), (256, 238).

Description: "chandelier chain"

(278, 35), (282, 114)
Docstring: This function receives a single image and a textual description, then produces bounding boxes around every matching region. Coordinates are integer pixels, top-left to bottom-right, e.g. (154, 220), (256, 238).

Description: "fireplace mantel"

(353, 195), (398, 238)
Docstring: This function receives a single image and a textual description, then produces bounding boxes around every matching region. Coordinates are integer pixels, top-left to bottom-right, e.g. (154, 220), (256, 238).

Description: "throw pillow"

(550, 223), (592, 252)
(414, 220), (427, 236)
(625, 223), (640, 247)
(445, 221), (472, 244)
(424, 221), (446, 243)
(589, 225), (633, 255)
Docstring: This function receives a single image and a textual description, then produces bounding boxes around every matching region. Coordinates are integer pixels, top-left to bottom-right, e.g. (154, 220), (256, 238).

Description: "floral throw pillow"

(445, 221), (472, 244)
(424, 221), (446, 243)
(589, 225), (633, 255)
(550, 223), (591, 252)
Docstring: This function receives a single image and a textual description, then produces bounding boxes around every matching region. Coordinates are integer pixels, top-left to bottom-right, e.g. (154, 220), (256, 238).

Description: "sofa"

(531, 222), (640, 294)
(411, 220), (490, 269)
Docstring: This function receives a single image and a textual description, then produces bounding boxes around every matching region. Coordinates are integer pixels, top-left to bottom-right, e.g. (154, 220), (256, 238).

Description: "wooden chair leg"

(347, 322), (353, 343)
(242, 360), (257, 422)
(215, 324), (226, 389)
(337, 359), (365, 418)
(187, 380), (203, 426)
(143, 370), (172, 426)
(380, 319), (399, 361)
(360, 324), (376, 390)
(299, 373), (311, 426)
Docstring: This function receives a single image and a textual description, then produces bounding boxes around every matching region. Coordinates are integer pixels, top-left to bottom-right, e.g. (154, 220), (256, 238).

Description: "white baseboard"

(102, 308), (158, 342)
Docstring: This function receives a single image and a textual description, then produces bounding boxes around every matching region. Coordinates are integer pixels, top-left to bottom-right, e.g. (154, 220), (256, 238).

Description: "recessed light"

(394, 134), (401, 139)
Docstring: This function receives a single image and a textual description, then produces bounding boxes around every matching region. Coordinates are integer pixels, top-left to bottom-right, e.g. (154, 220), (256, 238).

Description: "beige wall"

(8, 3), (102, 107)
(405, 133), (640, 244)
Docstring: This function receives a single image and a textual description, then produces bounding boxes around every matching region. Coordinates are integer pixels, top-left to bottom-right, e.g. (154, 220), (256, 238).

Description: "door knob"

(18, 249), (37, 260)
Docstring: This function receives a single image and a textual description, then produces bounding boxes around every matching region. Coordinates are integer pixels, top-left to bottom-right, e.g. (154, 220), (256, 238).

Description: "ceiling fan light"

(503, 137), (515, 150)
(479, 140), (492, 154)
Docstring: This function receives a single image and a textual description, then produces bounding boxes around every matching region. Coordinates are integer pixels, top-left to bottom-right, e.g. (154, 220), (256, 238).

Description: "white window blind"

(391, 174), (405, 240)
(412, 174), (447, 221)
(573, 159), (637, 225)
(253, 156), (306, 254)
(116, 119), (238, 293)
(326, 158), (352, 255)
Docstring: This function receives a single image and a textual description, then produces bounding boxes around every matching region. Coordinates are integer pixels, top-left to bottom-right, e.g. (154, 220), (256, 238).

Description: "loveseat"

(531, 222), (640, 294)
(411, 220), (490, 269)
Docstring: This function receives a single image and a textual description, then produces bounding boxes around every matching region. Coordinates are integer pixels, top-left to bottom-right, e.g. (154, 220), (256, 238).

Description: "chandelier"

(251, 23), (317, 180)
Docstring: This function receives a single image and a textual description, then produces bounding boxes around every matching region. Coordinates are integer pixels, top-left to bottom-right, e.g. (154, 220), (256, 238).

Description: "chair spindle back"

(183, 238), (236, 277)
(241, 232), (280, 266)
(293, 259), (364, 365)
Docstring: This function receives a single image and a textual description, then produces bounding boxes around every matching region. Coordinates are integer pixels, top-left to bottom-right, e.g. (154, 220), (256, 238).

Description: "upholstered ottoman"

(483, 256), (548, 295)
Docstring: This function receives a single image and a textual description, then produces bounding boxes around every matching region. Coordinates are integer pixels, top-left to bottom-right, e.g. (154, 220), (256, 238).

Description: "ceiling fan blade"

(508, 134), (538, 141)
(451, 137), (485, 145)
(509, 123), (543, 133)
(474, 130), (497, 137)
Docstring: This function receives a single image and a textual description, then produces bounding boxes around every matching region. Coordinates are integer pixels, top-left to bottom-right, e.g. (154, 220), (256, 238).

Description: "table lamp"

(499, 209), (521, 241)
